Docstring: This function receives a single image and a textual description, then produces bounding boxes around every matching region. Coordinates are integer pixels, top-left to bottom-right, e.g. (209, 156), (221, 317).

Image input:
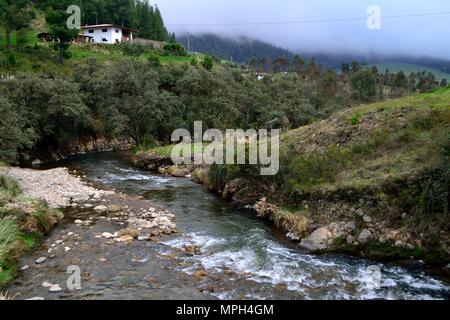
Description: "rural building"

(80, 24), (137, 44)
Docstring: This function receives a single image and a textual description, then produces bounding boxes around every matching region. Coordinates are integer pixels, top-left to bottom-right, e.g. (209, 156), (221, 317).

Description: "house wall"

(83, 27), (123, 44)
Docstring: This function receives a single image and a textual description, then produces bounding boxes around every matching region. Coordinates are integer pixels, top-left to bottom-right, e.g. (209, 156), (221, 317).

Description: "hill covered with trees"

(177, 33), (293, 64)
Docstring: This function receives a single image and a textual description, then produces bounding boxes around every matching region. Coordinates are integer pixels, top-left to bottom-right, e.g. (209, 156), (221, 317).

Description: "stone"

(275, 283), (287, 292)
(286, 232), (301, 241)
(74, 219), (83, 224)
(35, 257), (47, 264)
(117, 235), (134, 242)
(118, 228), (140, 239)
(55, 240), (63, 244)
(363, 215), (372, 223)
(94, 205), (108, 213)
(300, 227), (333, 251)
(107, 205), (122, 213)
(344, 221), (356, 232)
(357, 229), (373, 244)
(137, 235), (150, 241)
(102, 232), (114, 239)
(193, 270), (207, 279)
(64, 246), (71, 252)
(346, 235), (354, 244)
(42, 281), (53, 288)
(31, 159), (43, 166)
(20, 265), (30, 271)
(67, 232), (74, 236)
(26, 297), (45, 300)
(49, 285), (62, 292)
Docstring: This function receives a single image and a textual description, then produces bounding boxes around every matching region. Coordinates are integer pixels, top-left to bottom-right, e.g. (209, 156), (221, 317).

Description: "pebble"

(94, 205), (108, 213)
(55, 240), (63, 244)
(102, 232), (114, 239)
(137, 235), (150, 241)
(49, 284), (62, 292)
(35, 257), (47, 264)
(64, 246), (71, 252)
(20, 265), (30, 271)
(42, 281), (53, 288)
(74, 219), (83, 224)
(67, 232), (74, 236)
(26, 297), (45, 300)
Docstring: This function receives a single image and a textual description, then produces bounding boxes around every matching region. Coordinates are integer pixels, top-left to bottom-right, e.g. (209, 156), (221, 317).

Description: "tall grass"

(0, 218), (19, 261)
(0, 175), (21, 198)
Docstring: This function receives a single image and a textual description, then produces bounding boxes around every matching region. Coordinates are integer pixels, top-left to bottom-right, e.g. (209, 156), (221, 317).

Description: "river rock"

(358, 229), (373, 244)
(20, 265), (30, 271)
(94, 205), (108, 213)
(300, 227), (333, 251)
(363, 215), (372, 223)
(107, 205), (122, 213)
(49, 284), (62, 292)
(74, 219), (83, 224)
(137, 235), (150, 241)
(35, 257), (47, 264)
(117, 235), (134, 243)
(102, 232), (114, 239)
(26, 297), (45, 300)
(193, 269), (207, 279)
(118, 228), (140, 238)
(42, 281), (53, 288)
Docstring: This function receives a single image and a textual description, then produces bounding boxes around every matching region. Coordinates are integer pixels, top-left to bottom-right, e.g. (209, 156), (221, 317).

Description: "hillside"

(177, 33), (294, 64)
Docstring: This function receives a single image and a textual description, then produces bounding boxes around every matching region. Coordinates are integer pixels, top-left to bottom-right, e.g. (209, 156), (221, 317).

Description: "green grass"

(373, 63), (450, 81)
(148, 143), (207, 158)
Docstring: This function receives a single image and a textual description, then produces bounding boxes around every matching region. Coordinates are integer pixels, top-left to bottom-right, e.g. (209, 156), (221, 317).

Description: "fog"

(157, 0), (450, 60)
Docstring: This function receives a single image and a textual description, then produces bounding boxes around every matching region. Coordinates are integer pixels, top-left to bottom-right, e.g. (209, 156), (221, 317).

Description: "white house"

(80, 24), (136, 44)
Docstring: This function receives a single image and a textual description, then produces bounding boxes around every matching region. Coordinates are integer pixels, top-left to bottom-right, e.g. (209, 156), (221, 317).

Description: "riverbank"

(132, 89), (450, 268)
(1, 165), (180, 290)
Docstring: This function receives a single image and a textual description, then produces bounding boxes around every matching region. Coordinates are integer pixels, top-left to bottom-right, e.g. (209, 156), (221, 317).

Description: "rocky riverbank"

(132, 150), (450, 268)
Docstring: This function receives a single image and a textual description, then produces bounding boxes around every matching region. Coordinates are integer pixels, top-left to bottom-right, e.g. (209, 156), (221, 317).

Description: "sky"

(157, 0), (450, 59)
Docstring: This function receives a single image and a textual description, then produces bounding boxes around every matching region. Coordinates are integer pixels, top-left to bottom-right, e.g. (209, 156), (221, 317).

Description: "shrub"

(163, 43), (187, 56)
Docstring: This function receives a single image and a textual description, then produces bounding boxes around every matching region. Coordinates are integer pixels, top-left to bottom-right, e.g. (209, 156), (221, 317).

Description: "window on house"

(102, 29), (107, 33)
(102, 38), (108, 42)
(115, 29), (119, 33)
(88, 30), (94, 33)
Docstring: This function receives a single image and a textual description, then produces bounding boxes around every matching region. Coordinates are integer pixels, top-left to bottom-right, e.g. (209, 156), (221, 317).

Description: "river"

(8, 152), (450, 300)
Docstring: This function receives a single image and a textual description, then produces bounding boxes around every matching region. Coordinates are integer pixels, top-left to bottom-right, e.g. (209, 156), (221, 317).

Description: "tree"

(46, 8), (79, 64)
(351, 60), (361, 74)
(0, 96), (35, 163)
(341, 63), (350, 74)
(350, 70), (376, 102)
(202, 55), (214, 71)
(121, 43), (147, 61)
(292, 55), (305, 74)
(0, 0), (32, 50)
(440, 79), (448, 88)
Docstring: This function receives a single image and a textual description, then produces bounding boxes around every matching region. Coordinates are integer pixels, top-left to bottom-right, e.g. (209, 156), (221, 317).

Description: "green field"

(373, 63), (450, 81)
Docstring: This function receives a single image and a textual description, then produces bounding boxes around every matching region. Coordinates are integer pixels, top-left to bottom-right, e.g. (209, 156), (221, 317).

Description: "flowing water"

(52, 152), (449, 300)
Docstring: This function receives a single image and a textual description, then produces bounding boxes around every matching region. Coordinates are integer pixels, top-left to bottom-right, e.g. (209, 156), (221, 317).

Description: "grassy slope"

(279, 87), (449, 196)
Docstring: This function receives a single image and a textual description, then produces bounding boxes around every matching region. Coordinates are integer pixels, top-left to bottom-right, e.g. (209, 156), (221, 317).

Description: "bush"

(202, 55), (214, 71)
(163, 43), (187, 56)
(0, 218), (19, 261)
(147, 54), (161, 68)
